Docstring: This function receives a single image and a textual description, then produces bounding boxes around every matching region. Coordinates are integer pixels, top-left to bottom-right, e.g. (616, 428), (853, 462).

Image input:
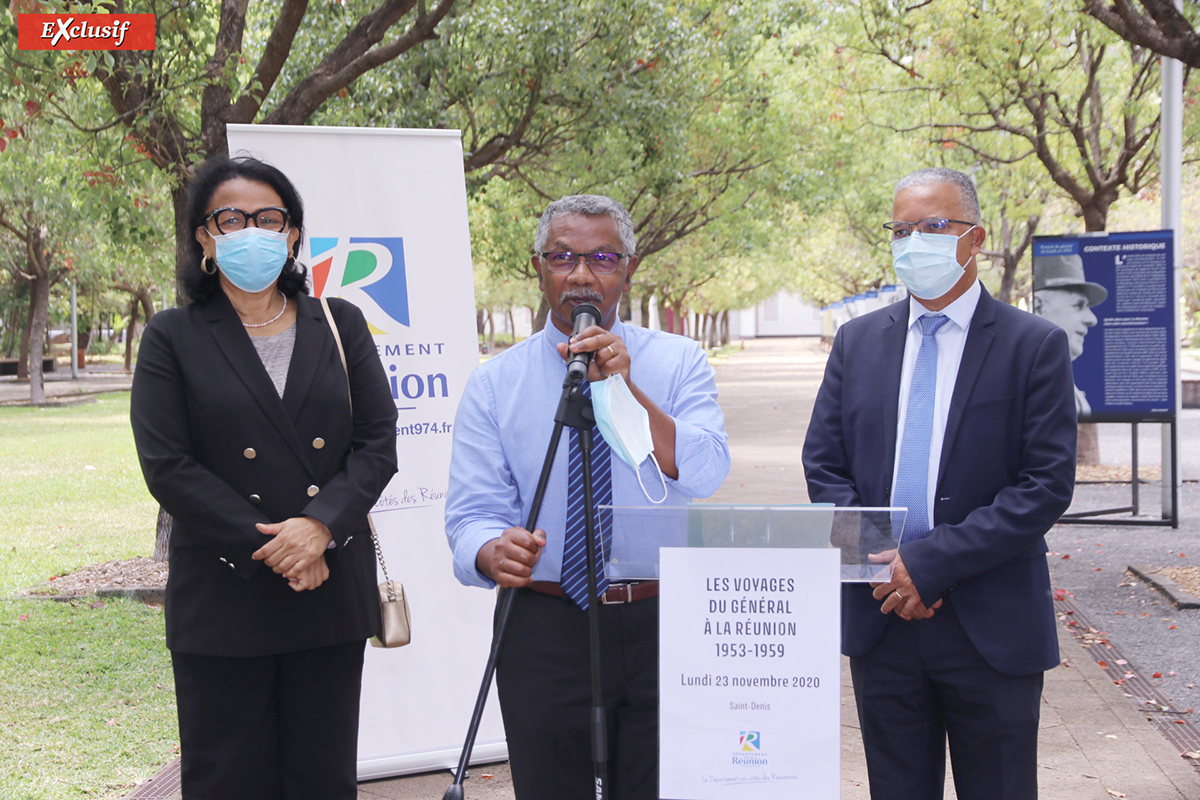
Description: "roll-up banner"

(226, 125), (505, 779)
(1032, 231), (1176, 423)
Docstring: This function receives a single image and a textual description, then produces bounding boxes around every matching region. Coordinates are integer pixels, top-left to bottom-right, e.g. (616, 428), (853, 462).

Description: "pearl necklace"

(242, 292), (288, 329)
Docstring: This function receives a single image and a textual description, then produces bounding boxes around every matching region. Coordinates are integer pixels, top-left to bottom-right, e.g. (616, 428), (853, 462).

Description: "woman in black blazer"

(131, 157), (398, 800)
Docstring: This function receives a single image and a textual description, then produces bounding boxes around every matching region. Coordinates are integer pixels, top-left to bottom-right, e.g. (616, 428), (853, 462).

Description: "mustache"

(559, 290), (603, 305)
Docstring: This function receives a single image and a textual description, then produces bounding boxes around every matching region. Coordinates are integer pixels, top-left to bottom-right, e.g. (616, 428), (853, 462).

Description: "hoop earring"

(201, 257), (217, 275)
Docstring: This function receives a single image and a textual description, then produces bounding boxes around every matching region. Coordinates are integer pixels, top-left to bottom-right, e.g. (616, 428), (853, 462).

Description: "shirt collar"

(907, 279), (981, 334)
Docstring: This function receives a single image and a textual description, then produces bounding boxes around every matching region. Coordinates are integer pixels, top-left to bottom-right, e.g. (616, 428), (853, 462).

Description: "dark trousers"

(172, 641), (366, 800)
(849, 600), (1044, 800)
(495, 588), (659, 800)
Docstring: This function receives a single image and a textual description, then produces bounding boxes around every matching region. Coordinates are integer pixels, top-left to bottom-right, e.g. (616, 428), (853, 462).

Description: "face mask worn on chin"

(212, 228), (291, 293)
(589, 373), (668, 504)
(891, 227), (976, 300)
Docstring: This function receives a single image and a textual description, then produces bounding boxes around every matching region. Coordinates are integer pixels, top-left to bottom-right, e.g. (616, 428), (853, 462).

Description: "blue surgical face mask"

(590, 374), (667, 504)
(212, 228), (291, 293)
(891, 227), (976, 300)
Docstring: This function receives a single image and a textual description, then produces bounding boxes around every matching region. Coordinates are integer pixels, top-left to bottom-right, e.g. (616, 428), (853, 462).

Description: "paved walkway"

(129, 336), (1200, 799)
(0, 365), (133, 406)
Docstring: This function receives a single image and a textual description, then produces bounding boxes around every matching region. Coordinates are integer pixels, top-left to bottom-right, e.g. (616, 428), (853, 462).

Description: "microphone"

(566, 303), (600, 383)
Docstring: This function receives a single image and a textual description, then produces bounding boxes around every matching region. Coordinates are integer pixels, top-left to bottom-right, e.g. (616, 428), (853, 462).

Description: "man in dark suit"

(802, 167), (1077, 800)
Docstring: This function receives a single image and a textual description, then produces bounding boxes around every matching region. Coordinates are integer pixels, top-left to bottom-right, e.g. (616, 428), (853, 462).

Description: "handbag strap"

(319, 297), (394, 596)
(320, 297), (352, 413)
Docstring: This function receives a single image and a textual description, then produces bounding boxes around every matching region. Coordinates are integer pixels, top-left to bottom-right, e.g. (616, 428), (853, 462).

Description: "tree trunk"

(532, 297), (550, 333)
(27, 272), (49, 404)
(153, 506), (172, 563)
(639, 292), (652, 329)
(507, 308), (516, 341)
(720, 309), (730, 345)
(17, 288), (32, 380)
(1077, 422), (1100, 467)
(475, 307), (486, 337)
(137, 285), (157, 322)
(998, 254), (1017, 305)
(4, 287), (23, 357)
(171, 182), (192, 304)
(124, 295), (139, 373)
(487, 309), (495, 353)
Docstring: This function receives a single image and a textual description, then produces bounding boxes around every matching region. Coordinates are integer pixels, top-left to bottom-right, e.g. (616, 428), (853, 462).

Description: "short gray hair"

(534, 195), (637, 254)
(894, 168), (981, 224)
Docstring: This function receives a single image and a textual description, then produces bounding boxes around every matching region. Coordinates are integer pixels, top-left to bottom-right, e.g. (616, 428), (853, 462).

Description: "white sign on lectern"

(659, 547), (840, 799)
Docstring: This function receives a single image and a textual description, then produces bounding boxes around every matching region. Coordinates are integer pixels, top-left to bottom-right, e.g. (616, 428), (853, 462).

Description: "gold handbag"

(321, 298), (411, 649)
(369, 516), (411, 648)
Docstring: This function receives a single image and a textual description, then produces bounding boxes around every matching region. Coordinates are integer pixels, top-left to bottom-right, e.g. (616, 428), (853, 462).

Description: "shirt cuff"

(452, 525), (507, 589)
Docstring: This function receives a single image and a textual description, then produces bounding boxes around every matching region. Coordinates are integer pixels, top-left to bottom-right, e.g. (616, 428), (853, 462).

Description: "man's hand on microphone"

(477, 527), (546, 588)
(557, 326), (630, 382)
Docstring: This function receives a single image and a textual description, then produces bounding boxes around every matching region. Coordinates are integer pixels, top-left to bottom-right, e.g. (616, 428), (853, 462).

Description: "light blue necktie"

(560, 381), (613, 610)
(893, 314), (949, 544)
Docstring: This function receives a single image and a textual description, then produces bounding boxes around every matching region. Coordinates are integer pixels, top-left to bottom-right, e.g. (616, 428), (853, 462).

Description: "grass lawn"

(0, 393), (177, 800)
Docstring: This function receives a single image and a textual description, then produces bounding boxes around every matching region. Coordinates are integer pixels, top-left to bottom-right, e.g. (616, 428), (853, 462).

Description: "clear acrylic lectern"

(601, 504), (906, 583)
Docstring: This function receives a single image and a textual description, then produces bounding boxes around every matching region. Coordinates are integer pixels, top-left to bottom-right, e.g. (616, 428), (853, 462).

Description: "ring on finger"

(606, 344), (616, 357)
(892, 590), (904, 601)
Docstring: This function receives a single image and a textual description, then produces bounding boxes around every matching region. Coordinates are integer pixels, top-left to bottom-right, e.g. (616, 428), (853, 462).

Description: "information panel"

(1032, 232), (1175, 422)
(659, 547), (840, 800)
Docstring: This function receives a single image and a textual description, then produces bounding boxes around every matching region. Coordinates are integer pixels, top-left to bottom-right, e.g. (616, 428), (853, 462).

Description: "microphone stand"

(443, 368), (608, 800)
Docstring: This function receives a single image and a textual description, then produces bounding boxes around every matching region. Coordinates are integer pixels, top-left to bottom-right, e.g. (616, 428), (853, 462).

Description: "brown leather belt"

(527, 580), (659, 604)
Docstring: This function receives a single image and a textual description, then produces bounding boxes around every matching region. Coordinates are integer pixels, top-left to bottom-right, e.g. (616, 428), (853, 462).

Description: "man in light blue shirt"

(445, 194), (729, 799)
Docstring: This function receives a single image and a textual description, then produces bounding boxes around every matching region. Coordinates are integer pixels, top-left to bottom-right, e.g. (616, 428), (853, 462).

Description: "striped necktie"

(560, 381), (613, 610)
(893, 314), (949, 544)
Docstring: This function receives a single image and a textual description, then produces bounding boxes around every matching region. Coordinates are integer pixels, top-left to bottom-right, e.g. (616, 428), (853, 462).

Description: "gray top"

(249, 324), (296, 397)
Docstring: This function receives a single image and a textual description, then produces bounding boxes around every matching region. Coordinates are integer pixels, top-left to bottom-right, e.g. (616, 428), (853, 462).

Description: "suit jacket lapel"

(282, 295), (336, 422)
(203, 292), (315, 476)
(880, 301), (909, 483)
(937, 287), (997, 485)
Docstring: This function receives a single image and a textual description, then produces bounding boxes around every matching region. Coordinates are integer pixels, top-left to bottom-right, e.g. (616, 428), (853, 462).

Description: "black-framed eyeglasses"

(883, 218), (974, 240)
(539, 251), (630, 274)
(204, 206), (291, 235)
